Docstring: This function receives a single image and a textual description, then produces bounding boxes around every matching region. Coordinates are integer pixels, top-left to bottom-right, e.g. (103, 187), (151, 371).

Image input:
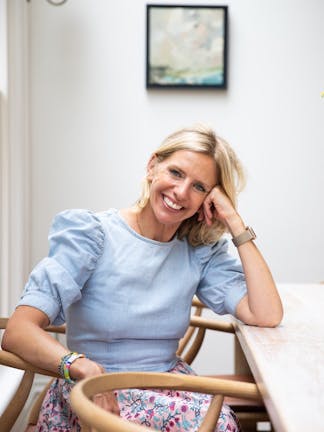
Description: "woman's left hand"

(198, 186), (238, 228)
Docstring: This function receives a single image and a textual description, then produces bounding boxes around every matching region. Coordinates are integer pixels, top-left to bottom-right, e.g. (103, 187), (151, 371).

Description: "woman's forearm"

(2, 305), (106, 381)
(235, 240), (283, 326)
(226, 214), (283, 327)
(1, 306), (68, 374)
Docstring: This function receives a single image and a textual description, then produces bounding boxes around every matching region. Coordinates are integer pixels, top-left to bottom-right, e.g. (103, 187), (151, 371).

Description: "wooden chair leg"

(0, 370), (34, 432)
(199, 394), (224, 432)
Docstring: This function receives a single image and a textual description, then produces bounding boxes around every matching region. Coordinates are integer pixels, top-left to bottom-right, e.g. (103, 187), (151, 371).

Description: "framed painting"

(146, 4), (228, 89)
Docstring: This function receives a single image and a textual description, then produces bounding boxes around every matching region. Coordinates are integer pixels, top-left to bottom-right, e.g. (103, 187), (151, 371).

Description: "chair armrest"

(0, 318), (8, 329)
(45, 324), (66, 334)
(0, 350), (59, 378)
(189, 316), (235, 334)
(192, 297), (207, 308)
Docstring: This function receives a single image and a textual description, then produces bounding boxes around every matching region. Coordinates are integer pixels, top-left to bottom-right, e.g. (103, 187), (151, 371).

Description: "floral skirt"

(34, 360), (241, 431)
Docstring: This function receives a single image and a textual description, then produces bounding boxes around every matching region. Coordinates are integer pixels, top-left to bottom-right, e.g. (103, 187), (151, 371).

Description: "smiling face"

(146, 150), (217, 229)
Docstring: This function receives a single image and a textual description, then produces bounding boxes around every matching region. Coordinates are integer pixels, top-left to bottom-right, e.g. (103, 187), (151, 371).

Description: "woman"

(2, 124), (283, 431)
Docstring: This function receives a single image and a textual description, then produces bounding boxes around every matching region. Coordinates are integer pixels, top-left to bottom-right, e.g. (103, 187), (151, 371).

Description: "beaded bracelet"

(58, 352), (85, 384)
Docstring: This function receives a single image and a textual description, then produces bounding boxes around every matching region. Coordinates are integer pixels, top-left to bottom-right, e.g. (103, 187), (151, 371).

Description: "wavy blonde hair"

(136, 124), (246, 246)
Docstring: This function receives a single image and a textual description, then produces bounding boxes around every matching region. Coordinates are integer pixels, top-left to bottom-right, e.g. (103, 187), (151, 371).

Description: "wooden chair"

(0, 319), (63, 431)
(177, 298), (235, 364)
(0, 317), (34, 431)
(0, 300), (268, 430)
(70, 371), (262, 432)
(0, 364), (34, 432)
(0, 350), (58, 432)
(178, 299), (270, 431)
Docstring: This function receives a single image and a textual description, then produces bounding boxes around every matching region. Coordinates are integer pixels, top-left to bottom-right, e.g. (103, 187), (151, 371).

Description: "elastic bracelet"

(58, 352), (85, 384)
(58, 352), (73, 378)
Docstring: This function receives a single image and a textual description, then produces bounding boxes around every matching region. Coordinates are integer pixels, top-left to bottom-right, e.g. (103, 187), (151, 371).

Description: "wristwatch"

(232, 226), (256, 247)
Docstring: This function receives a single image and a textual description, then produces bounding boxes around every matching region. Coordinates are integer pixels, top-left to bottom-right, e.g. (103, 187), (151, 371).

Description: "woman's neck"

(121, 206), (180, 242)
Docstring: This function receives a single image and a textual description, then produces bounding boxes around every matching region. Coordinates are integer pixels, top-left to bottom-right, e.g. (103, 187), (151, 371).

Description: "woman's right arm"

(1, 305), (120, 414)
(2, 305), (70, 373)
(1, 211), (107, 378)
(2, 305), (105, 379)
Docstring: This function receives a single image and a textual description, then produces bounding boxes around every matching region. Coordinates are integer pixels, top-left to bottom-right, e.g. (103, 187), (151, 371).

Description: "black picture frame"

(146, 4), (228, 89)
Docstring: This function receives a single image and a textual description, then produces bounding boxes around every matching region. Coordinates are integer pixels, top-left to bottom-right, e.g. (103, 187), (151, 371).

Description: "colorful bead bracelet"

(58, 352), (85, 384)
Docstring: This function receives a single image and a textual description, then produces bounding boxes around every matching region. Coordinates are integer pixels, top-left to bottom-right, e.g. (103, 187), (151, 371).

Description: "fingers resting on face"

(199, 186), (235, 226)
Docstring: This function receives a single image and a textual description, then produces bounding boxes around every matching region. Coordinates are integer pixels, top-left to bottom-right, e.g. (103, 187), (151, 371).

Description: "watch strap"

(232, 227), (256, 247)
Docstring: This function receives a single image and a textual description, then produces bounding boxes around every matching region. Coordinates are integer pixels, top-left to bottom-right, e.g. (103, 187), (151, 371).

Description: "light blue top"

(18, 209), (247, 372)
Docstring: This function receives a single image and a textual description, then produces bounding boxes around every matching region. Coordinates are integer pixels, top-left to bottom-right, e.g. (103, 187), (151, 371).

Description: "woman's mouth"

(163, 195), (183, 211)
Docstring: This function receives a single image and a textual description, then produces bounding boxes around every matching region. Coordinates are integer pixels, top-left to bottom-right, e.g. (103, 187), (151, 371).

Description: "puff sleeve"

(195, 238), (247, 316)
(17, 209), (105, 325)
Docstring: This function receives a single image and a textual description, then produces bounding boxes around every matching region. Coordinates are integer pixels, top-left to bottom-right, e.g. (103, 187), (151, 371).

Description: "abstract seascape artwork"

(146, 5), (228, 89)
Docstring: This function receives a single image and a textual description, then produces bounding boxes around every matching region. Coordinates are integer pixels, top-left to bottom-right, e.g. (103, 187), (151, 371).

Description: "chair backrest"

(0, 300), (234, 429)
(0, 363), (34, 432)
(0, 319), (63, 431)
(0, 319), (33, 431)
(177, 297), (234, 365)
(70, 371), (261, 432)
(177, 300), (205, 363)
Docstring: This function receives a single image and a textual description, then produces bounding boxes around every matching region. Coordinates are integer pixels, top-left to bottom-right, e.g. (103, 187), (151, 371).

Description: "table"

(234, 283), (324, 432)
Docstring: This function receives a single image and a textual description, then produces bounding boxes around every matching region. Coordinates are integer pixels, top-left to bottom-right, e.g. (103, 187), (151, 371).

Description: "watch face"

(248, 227), (256, 239)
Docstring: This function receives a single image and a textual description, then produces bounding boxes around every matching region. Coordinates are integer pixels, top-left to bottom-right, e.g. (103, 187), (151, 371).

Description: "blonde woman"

(2, 124), (283, 431)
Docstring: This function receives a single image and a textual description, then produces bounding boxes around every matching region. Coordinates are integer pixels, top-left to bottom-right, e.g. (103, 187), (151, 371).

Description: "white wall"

(1, 0), (31, 316)
(27, 0), (324, 374)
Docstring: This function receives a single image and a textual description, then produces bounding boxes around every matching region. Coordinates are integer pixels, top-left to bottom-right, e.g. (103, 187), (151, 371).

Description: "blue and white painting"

(148, 6), (227, 87)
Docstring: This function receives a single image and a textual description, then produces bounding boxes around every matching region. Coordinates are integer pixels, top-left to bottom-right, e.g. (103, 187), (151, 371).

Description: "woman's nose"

(174, 180), (191, 200)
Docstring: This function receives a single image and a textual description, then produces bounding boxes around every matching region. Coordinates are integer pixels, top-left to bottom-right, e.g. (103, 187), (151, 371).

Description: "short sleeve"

(194, 238), (247, 316)
(17, 209), (105, 325)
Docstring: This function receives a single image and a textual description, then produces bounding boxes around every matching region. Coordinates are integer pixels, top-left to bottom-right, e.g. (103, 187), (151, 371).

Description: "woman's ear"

(147, 154), (157, 181)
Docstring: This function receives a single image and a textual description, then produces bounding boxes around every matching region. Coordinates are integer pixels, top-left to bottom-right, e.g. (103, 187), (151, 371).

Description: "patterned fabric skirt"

(33, 360), (241, 431)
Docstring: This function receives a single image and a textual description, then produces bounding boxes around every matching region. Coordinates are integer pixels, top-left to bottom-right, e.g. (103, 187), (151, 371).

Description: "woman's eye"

(169, 168), (182, 178)
(194, 183), (206, 193)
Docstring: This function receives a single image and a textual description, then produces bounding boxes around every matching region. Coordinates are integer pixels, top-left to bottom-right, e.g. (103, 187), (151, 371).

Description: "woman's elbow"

(254, 308), (284, 328)
(1, 328), (15, 352)
(236, 296), (284, 327)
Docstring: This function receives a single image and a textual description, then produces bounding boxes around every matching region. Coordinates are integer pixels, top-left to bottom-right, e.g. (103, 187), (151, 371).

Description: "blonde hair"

(136, 124), (246, 246)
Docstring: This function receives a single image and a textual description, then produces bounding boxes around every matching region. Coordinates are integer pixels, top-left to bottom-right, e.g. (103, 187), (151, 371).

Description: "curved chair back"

(177, 297), (234, 365)
(0, 319), (63, 431)
(70, 371), (261, 432)
(0, 365), (34, 432)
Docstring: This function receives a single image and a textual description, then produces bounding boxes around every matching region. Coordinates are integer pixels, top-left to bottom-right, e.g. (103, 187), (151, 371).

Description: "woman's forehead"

(161, 150), (217, 184)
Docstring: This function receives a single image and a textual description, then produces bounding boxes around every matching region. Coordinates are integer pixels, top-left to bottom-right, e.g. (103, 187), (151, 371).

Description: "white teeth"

(164, 196), (182, 210)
